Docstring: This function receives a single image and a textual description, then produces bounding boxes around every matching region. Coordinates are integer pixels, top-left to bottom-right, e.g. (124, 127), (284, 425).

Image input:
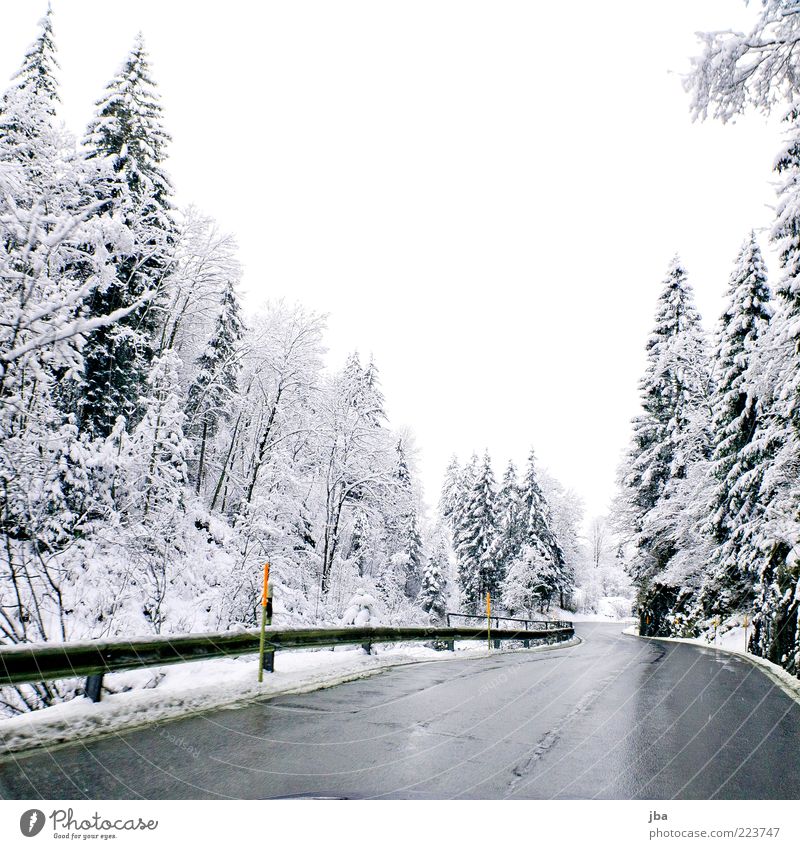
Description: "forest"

(0, 10), (431, 714)
(0, 9), (595, 715)
(618, 1), (800, 680)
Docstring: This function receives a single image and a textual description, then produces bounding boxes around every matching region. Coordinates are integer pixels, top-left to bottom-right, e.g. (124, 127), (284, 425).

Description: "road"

(1, 623), (799, 799)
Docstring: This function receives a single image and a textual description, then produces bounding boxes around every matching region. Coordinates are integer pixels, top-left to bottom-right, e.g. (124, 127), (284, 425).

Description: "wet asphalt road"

(1, 623), (799, 799)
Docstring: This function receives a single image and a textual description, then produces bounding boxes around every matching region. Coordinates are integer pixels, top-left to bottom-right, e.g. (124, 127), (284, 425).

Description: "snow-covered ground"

(0, 636), (580, 756)
(548, 598), (635, 624)
(623, 622), (800, 705)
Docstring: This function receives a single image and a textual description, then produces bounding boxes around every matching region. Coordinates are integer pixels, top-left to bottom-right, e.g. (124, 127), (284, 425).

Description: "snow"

(341, 591), (376, 626)
(546, 602), (635, 624)
(0, 637), (580, 756)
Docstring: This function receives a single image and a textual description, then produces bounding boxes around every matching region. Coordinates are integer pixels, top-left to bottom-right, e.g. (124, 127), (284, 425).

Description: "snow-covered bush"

(341, 591), (377, 627)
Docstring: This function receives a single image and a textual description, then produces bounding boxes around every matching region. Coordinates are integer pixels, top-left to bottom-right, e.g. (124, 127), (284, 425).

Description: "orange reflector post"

(487, 592), (491, 651)
(258, 562), (271, 682)
(261, 562), (270, 608)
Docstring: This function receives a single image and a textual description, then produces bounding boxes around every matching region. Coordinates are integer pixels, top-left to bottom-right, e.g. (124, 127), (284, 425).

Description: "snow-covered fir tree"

(383, 439), (423, 600)
(491, 460), (525, 589)
(78, 34), (176, 438)
(620, 257), (712, 634)
(520, 449), (568, 605)
(698, 233), (773, 617)
(0, 6), (60, 182)
(438, 455), (462, 530)
(419, 531), (449, 622)
(185, 279), (244, 494)
(455, 452), (499, 613)
(747, 102), (800, 674)
(449, 453), (478, 565)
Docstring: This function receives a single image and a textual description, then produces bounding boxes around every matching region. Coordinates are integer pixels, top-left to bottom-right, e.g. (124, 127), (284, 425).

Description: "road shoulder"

(623, 627), (800, 706)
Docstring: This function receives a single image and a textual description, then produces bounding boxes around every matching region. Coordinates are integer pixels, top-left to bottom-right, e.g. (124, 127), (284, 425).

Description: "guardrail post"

(258, 565), (274, 680)
(85, 673), (103, 703)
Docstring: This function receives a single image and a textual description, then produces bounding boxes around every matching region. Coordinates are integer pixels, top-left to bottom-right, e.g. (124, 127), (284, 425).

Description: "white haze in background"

(0, 0), (781, 518)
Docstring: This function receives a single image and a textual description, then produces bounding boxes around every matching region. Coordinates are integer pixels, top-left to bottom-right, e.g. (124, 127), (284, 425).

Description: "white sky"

(1, 1), (783, 521)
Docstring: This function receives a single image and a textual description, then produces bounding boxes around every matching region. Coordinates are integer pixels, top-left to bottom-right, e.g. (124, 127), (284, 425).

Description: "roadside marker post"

(258, 562), (274, 681)
(487, 592), (491, 652)
(743, 613), (750, 653)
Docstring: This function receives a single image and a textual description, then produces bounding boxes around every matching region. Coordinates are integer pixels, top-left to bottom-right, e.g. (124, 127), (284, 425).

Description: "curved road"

(1, 623), (799, 799)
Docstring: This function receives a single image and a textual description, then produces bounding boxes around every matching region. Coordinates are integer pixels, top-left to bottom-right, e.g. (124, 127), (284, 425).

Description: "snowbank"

(0, 636), (580, 756)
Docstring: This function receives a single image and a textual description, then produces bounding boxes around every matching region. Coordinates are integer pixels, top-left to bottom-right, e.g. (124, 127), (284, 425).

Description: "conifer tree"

(419, 533), (449, 621)
(699, 234), (772, 616)
(185, 280), (244, 494)
(0, 5), (59, 181)
(621, 257), (712, 633)
(385, 439), (422, 599)
(438, 456), (461, 529)
(491, 460), (525, 586)
(456, 452), (499, 612)
(520, 450), (564, 579)
(450, 453), (478, 558)
(749, 102), (800, 673)
(78, 34), (176, 437)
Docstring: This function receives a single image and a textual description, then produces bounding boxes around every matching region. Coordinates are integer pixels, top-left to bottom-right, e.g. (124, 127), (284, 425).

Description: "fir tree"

(438, 455), (461, 529)
(456, 452), (499, 612)
(450, 453), (478, 558)
(491, 460), (525, 586)
(12, 5), (58, 103)
(520, 449), (564, 586)
(419, 533), (449, 622)
(0, 5), (59, 175)
(78, 34), (176, 438)
(749, 102), (800, 674)
(185, 280), (244, 494)
(621, 257), (712, 633)
(699, 233), (772, 616)
(341, 352), (386, 428)
(387, 439), (422, 599)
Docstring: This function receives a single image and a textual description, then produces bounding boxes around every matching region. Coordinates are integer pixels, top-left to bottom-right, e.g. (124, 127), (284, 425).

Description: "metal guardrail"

(446, 612), (572, 630)
(0, 623), (574, 701)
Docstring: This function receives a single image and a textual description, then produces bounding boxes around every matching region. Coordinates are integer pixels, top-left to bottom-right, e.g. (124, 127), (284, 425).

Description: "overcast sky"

(0, 1), (783, 521)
